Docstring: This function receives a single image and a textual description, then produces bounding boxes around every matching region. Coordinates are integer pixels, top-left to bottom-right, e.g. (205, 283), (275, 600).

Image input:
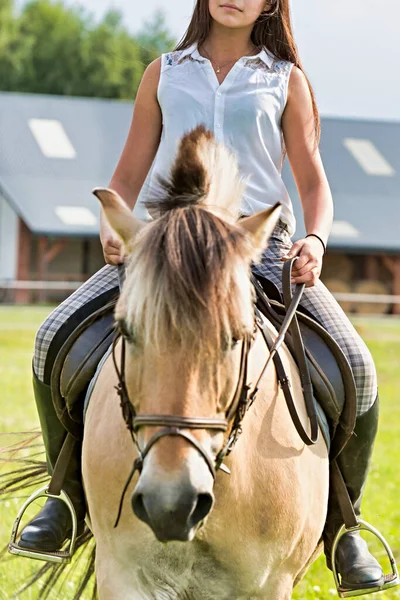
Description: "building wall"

(29, 236), (104, 279)
(0, 195), (18, 280)
(27, 235), (105, 303)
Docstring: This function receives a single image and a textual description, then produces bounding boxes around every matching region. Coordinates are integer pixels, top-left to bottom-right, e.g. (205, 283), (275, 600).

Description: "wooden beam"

(36, 238), (68, 302)
(15, 218), (32, 304)
(44, 240), (66, 264)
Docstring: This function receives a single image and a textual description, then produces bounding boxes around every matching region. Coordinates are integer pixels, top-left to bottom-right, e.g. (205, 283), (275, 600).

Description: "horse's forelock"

(120, 206), (254, 357)
(144, 124), (245, 221)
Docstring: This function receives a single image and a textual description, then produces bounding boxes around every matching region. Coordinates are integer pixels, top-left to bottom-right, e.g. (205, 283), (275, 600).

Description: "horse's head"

(94, 125), (281, 542)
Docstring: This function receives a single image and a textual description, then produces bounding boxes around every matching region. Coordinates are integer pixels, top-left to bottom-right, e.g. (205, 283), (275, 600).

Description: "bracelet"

(306, 233), (326, 254)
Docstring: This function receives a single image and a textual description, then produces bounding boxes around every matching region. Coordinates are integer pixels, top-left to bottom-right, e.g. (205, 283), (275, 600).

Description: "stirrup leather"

(9, 485), (78, 564)
(332, 519), (400, 597)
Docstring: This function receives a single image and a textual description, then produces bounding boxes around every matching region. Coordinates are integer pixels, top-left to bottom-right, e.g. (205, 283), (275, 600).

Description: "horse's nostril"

(190, 493), (214, 526)
(132, 487), (214, 539)
(132, 493), (149, 524)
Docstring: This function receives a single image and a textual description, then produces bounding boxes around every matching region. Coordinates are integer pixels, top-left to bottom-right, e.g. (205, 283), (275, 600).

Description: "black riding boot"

(18, 370), (86, 552)
(323, 394), (384, 591)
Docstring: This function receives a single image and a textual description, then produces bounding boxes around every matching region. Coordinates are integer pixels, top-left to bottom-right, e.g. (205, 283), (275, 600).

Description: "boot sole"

(339, 575), (385, 591)
(325, 554), (385, 591)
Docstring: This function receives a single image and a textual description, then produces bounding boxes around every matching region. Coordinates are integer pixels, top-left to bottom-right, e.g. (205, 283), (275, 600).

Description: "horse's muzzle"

(131, 482), (214, 542)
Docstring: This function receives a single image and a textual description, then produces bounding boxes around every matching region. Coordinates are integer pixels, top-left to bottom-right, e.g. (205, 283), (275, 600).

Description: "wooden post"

(15, 218), (32, 304)
(37, 236), (48, 302)
(382, 256), (400, 315)
(365, 255), (379, 280)
(392, 258), (400, 316)
(82, 239), (90, 278)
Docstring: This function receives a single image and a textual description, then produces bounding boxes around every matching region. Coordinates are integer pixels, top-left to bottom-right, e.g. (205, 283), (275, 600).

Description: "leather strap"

(331, 459), (358, 528)
(281, 260), (319, 444)
(252, 267), (318, 445)
(133, 415), (228, 431)
(47, 433), (77, 496)
(255, 306), (318, 446)
(136, 428), (217, 480)
(253, 267), (358, 529)
(253, 277), (356, 460)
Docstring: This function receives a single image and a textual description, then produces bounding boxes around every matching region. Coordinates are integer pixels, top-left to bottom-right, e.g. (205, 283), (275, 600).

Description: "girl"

(19, 0), (384, 593)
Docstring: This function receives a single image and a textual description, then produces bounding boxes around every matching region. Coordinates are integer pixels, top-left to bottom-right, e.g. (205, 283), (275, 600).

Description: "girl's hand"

(281, 237), (324, 288)
(100, 216), (125, 266)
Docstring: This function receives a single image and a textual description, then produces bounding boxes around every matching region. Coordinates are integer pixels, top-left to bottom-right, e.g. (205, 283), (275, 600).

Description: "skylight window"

(55, 206), (97, 226)
(29, 119), (76, 159)
(343, 138), (394, 176)
(330, 221), (360, 238)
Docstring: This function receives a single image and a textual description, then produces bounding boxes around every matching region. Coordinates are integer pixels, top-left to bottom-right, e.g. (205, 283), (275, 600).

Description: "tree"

(0, 0), (32, 90)
(79, 9), (143, 99)
(0, 0), (175, 98)
(17, 0), (87, 95)
(135, 8), (176, 65)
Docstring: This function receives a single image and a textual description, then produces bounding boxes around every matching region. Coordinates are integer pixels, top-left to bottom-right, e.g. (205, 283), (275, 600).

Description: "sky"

(27, 0), (400, 121)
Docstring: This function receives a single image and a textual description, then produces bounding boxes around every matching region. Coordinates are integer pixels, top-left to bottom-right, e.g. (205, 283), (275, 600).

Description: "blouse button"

(216, 124), (221, 128)
(217, 92), (221, 96)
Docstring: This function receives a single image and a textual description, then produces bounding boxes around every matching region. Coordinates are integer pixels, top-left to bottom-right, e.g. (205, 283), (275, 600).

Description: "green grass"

(1, 307), (400, 599)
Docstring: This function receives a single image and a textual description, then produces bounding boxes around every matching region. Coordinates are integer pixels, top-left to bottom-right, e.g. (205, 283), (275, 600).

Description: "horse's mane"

(118, 125), (255, 357)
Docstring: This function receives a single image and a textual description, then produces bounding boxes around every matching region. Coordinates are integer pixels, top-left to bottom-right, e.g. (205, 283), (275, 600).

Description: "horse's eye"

(221, 334), (241, 353)
(231, 337), (240, 349)
(117, 320), (135, 344)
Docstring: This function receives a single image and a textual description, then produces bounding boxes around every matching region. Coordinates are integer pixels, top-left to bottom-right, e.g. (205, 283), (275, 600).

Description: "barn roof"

(286, 117), (400, 253)
(0, 91), (133, 237)
(0, 91), (398, 251)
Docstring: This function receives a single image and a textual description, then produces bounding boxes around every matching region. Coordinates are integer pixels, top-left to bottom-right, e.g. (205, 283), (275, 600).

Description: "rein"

(112, 260), (317, 527)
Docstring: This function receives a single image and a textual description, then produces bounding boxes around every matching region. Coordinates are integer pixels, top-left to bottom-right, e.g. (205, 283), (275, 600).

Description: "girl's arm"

(281, 66), (334, 286)
(101, 57), (163, 264)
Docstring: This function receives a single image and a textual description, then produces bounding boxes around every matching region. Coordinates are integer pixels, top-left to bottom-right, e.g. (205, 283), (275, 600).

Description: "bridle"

(112, 324), (254, 527)
(112, 262), (317, 527)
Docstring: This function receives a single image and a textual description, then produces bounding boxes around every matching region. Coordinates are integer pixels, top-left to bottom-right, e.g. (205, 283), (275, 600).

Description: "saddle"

(50, 270), (357, 459)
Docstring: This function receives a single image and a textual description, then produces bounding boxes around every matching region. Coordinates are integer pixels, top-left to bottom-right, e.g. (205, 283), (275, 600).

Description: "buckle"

(8, 485), (78, 564)
(332, 519), (400, 597)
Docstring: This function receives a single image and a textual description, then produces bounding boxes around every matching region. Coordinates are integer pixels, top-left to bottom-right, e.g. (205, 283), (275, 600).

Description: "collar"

(177, 41), (274, 69)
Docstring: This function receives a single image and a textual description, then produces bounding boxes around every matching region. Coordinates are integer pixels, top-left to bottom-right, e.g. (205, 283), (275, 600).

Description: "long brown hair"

(174, 0), (321, 146)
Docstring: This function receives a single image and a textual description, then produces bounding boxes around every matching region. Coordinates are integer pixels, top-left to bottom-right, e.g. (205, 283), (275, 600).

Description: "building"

(0, 91), (399, 311)
(0, 92), (134, 303)
(284, 117), (400, 313)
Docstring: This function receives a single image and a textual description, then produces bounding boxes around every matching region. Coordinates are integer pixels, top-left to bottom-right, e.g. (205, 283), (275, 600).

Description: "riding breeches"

(33, 219), (377, 417)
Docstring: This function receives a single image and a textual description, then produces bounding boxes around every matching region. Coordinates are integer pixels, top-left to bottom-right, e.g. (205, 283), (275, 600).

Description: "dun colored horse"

(84, 125), (329, 599)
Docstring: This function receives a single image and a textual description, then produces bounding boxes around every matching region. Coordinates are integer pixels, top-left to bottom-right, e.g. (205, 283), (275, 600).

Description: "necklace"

(200, 44), (260, 73)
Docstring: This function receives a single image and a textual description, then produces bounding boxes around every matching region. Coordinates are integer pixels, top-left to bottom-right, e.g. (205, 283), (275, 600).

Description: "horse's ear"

(239, 203), (282, 260)
(92, 187), (144, 246)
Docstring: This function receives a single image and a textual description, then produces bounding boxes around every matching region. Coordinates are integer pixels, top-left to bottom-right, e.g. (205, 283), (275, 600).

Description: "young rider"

(19, 0), (385, 593)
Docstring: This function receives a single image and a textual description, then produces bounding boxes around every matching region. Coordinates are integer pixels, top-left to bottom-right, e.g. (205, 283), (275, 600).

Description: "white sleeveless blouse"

(136, 41), (296, 236)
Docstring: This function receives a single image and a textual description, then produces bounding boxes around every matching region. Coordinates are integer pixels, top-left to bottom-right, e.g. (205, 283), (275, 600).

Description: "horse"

(83, 125), (329, 599)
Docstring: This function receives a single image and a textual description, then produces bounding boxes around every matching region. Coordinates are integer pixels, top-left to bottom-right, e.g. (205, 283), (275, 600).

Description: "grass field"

(1, 306), (400, 599)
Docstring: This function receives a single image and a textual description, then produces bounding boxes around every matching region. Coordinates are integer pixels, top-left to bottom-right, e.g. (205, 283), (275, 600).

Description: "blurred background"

(0, 0), (399, 314)
(0, 0), (400, 314)
(0, 3), (400, 599)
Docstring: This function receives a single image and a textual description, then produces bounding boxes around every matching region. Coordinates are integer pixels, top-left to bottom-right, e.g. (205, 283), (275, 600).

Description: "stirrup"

(332, 519), (400, 597)
(9, 485), (78, 564)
